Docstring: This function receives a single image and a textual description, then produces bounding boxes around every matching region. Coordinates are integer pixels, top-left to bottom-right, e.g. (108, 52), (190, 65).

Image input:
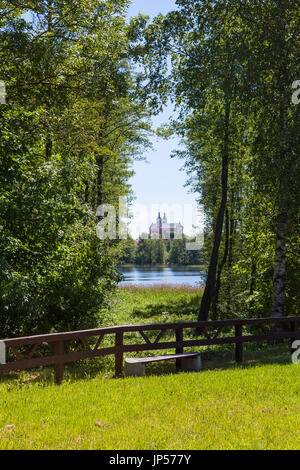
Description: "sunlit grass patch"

(0, 360), (299, 450)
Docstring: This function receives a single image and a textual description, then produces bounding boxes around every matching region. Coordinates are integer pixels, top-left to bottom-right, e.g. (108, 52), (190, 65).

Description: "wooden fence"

(0, 316), (299, 384)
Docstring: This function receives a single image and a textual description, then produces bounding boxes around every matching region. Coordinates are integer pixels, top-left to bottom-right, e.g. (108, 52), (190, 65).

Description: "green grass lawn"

(0, 286), (299, 450)
(0, 353), (299, 450)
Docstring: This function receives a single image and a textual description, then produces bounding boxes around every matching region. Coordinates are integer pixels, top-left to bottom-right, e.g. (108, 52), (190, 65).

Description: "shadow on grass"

(201, 342), (292, 372)
(130, 295), (201, 321)
(0, 369), (54, 386)
(0, 342), (292, 386)
(132, 343), (292, 377)
(0, 373), (20, 383)
(66, 343), (295, 380)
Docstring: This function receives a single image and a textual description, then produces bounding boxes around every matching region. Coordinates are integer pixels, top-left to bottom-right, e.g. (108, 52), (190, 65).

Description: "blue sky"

(23, 1), (199, 238)
(127, 0), (177, 18)
(126, 1), (199, 238)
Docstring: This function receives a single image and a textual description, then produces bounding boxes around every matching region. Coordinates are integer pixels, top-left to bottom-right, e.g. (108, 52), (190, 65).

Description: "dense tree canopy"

(0, 0), (299, 339)
(119, 236), (203, 266)
(136, 0), (300, 320)
(0, 0), (151, 336)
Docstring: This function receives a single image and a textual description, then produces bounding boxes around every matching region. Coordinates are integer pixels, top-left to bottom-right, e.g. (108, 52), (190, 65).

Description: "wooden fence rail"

(0, 316), (299, 384)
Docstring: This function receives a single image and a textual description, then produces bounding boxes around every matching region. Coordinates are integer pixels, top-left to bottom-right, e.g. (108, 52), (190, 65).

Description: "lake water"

(118, 267), (206, 287)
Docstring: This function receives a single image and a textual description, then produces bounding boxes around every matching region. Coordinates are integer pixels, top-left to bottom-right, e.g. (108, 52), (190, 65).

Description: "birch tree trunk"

(271, 211), (287, 317)
(271, 8), (290, 319)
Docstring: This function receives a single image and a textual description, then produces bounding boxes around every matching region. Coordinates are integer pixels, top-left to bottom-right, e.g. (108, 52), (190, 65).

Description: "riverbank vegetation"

(111, 284), (204, 326)
(119, 236), (204, 266)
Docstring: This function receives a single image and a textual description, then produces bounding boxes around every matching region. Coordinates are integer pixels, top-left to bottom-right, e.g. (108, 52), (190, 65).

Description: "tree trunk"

(271, 52), (290, 318)
(249, 262), (257, 313)
(212, 208), (229, 320)
(45, 135), (52, 159)
(226, 203), (236, 316)
(45, 1), (53, 160)
(271, 211), (287, 317)
(198, 102), (230, 321)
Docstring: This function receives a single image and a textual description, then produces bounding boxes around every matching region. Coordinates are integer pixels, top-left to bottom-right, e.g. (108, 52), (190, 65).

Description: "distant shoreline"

(118, 264), (207, 269)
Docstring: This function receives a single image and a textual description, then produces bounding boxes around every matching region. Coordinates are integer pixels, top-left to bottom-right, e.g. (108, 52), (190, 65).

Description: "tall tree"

(245, 0), (299, 317)
(0, 0), (152, 336)
(138, 0), (299, 320)
(140, 1), (253, 320)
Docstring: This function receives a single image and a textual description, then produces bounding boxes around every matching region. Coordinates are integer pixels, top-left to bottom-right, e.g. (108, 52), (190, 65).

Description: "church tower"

(149, 212), (183, 239)
(157, 212), (162, 228)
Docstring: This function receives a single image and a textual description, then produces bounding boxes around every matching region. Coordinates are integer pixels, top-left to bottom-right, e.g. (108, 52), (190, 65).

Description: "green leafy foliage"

(137, 0), (300, 319)
(0, 1), (151, 337)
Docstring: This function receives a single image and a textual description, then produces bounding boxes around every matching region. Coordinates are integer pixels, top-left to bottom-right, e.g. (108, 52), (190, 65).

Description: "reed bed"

(118, 283), (204, 293)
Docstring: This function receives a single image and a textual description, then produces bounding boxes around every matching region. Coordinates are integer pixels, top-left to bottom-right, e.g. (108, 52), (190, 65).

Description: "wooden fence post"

(54, 340), (64, 385)
(176, 328), (183, 371)
(235, 325), (243, 363)
(115, 331), (124, 377)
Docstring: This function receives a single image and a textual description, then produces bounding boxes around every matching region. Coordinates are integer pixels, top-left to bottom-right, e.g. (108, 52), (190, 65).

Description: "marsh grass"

(111, 284), (204, 325)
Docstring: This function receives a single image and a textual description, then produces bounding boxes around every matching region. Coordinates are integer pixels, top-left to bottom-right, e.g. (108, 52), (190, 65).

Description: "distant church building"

(149, 213), (183, 240)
